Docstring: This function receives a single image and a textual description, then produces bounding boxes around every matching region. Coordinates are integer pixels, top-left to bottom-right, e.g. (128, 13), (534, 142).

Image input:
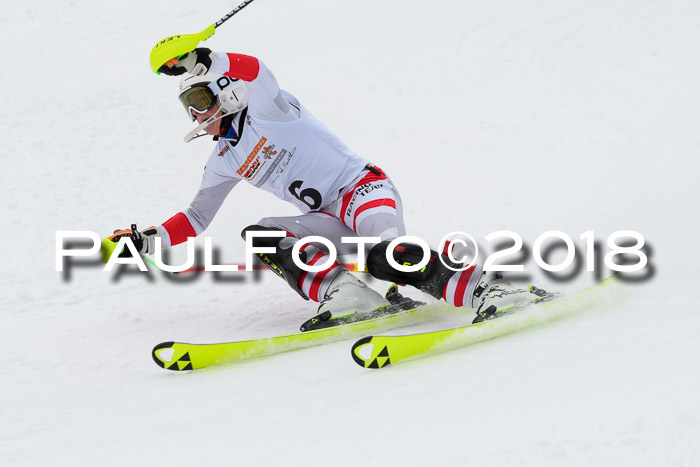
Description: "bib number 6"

(288, 180), (322, 210)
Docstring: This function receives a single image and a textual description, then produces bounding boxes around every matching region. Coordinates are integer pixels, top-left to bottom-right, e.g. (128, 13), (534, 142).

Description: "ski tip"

(152, 341), (181, 370)
(351, 336), (391, 369)
(152, 342), (195, 371)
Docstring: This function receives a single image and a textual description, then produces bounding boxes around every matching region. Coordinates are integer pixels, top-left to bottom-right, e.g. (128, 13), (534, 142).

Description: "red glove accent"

(224, 53), (260, 81)
(162, 212), (196, 246)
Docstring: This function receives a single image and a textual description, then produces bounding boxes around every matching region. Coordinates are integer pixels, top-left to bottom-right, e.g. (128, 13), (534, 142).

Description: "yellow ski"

(351, 275), (625, 369)
(152, 301), (456, 371)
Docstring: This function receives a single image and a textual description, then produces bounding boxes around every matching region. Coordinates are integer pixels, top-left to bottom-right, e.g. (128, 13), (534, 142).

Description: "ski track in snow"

(1, 0), (699, 465)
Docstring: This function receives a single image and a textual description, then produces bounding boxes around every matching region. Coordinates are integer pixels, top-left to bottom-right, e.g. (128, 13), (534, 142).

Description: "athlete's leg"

(243, 212), (389, 313)
(255, 212), (359, 256)
(329, 166), (406, 241)
(242, 212), (358, 302)
(333, 166), (484, 308)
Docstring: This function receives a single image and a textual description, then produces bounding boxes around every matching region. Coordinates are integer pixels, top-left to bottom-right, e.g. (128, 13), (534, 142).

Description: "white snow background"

(1, 0), (699, 465)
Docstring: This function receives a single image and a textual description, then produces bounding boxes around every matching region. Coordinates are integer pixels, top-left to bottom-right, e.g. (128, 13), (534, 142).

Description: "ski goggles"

(178, 83), (218, 119)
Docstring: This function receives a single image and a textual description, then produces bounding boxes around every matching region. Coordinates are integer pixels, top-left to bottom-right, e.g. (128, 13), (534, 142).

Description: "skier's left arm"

(212, 50), (297, 121)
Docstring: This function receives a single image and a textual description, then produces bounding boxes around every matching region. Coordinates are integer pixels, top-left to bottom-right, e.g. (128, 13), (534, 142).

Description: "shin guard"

(366, 241), (459, 300)
(241, 225), (309, 300)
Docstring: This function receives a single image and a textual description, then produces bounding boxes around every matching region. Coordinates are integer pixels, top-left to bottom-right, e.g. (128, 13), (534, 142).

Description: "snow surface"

(2, 0), (699, 465)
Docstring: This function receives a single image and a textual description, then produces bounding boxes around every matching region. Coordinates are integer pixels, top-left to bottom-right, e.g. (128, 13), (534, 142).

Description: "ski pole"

(149, 0), (258, 73)
(215, 0), (257, 28)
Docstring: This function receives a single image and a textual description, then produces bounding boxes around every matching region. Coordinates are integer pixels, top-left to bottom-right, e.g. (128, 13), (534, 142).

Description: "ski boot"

(300, 270), (390, 331)
(299, 276), (428, 332)
(319, 269), (389, 316)
(472, 273), (559, 324)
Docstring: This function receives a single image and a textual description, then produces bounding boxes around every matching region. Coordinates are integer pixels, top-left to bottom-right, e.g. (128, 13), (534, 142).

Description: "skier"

(111, 48), (550, 323)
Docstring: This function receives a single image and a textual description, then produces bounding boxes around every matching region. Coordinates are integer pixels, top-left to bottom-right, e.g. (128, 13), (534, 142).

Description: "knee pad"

(366, 241), (458, 299)
(241, 223), (290, 243)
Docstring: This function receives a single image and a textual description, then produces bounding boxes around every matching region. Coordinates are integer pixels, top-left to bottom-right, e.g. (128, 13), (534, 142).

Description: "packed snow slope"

(1, 0), (699, 465)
